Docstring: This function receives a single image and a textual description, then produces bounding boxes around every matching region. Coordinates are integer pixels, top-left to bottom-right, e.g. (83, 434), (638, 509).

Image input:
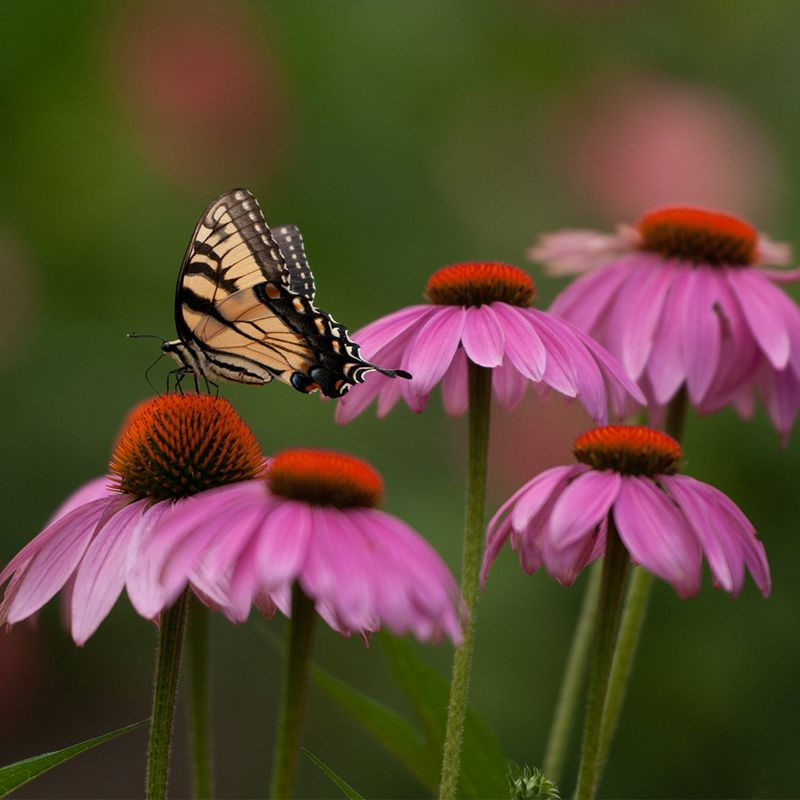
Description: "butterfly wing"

(173, 189), (401, 397)
(272, 224), (316, 299)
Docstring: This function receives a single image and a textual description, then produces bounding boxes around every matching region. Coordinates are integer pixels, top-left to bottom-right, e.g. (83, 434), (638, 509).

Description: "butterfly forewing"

(170, 188), (404, 397)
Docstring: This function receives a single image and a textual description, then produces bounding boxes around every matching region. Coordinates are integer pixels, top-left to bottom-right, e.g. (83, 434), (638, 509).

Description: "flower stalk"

(439, 362), (492, 800)
(146, 588), (190, 800)
(542, 560), (603, 783)
(591, 387), (689, 786)
(187, 593), (214, 799)
(269, 583), (318, 800)
(573, 519), (630, 800)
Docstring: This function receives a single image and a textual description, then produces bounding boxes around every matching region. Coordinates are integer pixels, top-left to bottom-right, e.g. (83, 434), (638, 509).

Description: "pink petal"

(549, 470), (621, 550)
(254, 500), (313, 591)
(530, 229), (634, 276)
(758, 363), (800, 445)
(549, 257), (638, 332)
(510, 465), (585, 531)
(688, 479), (771, 597)
(4, 497), (126, 624)
(530, 312), (607, 422)
(727, 269), (790, 370)
(618, 260), (676, 381)
(347, 305), (433, 359)
(523, 311), (578, 399)
(461, 306), (505, 368)
(659, 476), (742, 595)
(45, 476), (115, 527)
(613, 477), (702, 598)
(71, 500), (148, 645)
(682, 266), (722, 404)
(403, 307), (466, 409)
(492, 361), (528, 411)
(491, 303), (546, 381)
(441, 348), (469, 416)
(647, 266), (693, 405)
(126, 501), (180, 619)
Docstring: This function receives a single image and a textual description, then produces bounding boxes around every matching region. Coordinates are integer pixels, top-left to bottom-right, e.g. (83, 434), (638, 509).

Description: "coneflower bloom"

(481, 425), (770, 598)
(0, 394), (267, 645)
(148, 448), (464, 643)
(335, 262), (644, 423)
(530, 206), (800, 439)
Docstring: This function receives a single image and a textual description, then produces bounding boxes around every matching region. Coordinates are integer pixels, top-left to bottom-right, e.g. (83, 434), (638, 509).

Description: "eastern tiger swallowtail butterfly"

(161, 189), (409, 397)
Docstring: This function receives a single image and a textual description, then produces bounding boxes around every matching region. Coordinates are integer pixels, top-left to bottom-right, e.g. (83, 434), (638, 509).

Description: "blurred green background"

(1, 1), (799, 797)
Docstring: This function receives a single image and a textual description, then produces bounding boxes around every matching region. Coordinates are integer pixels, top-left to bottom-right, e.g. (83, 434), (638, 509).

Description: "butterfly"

(161, 189), (409, 397)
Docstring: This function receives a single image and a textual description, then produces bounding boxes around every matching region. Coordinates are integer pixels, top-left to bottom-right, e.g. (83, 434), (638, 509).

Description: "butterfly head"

(162, 339), (191, 368)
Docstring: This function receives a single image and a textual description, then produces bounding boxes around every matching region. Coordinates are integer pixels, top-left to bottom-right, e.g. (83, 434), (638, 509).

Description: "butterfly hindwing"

(168, 188), (401, 397)
(272, 224), (316, 299)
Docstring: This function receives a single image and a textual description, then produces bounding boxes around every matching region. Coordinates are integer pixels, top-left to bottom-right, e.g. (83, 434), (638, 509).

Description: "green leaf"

(310, 661), (439, 791)
(303, 748), (365, 799)
(381, 634), (508, 800)
(0, 720), (147, 797)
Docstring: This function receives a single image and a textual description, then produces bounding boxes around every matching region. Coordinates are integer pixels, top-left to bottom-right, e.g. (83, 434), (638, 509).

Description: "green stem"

(542, 560), (603, 783)
(573, 520), (630, 800)
(269, 583), (318, 800)
(590, 386), (689, 792)
(146, 589), (190, 800)
(186, 593), (214, 799)
(438, 363), (493, 800)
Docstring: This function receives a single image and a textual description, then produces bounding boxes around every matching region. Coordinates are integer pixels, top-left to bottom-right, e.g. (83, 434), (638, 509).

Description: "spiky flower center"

(109, 394), (266, 501)
(637, 206), (757, 266)
(425, 262), (536, 307)
(573, 425), (681, 476)
(268, 449), (384, 508)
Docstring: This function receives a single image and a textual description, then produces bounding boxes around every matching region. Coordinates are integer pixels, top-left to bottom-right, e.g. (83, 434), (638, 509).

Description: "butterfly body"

(163, 189), (406, 397)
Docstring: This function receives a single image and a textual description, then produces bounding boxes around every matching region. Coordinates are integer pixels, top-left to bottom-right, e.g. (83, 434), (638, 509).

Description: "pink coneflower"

(0, 394), (267, 645)
(148, 448), (463, 644)
(335, 262), (644, 424)
(530, 206), (800, 440)
(482, 425), (770, 599)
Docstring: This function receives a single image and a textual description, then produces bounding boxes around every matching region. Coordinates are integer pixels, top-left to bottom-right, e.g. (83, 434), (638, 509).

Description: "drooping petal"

(659, 476), (742, 595)
(686, 478), (771, 597)
(45, 476), (115, 527)
(530, 229), (635, 275)
(682, 266), (722, 404)
(3, 497), (125, 625)
(253, 499), (313, 591)
(602, 257), (673, 381)
(402, 307), (466, 409)
(441, 348), (469, 416)
(549, 470), (621, 550)
(71, 500), (148, 645)
(530, 311), (607, 422)
(727, 268), (790, 370)
(646, 266), (693, 405)
(758, 364), (800, 446)
(491, 303), (546, 381)
(510, 465), (586, 531)
(613, 476), (702, 598)
(461, 305), (505, 368)
(549, 257), (638, 333)
(348, 305), (434, 359)
(492, 361), (528, 411)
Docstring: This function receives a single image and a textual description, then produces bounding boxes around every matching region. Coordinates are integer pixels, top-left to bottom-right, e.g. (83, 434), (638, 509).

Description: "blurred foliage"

(1, 1), (800, 797)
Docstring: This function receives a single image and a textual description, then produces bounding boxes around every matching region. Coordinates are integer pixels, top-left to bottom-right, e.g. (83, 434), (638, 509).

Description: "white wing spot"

(234, 191), (245, 200)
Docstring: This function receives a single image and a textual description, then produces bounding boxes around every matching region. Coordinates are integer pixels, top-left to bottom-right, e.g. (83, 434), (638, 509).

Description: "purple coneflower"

(151, 447), (464, 644)
(482, 424), (770, 799)
(531, 206), (800, 440)
(334, 261), (643, 800)
(335, 261), (644, 423)
(482, 424), (769, 598)
(0, 393), (266, 645)
(145, 446), (462, 799)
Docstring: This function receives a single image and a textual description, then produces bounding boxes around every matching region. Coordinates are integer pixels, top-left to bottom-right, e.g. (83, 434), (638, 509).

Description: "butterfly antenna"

(128, 331), (168, 343)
